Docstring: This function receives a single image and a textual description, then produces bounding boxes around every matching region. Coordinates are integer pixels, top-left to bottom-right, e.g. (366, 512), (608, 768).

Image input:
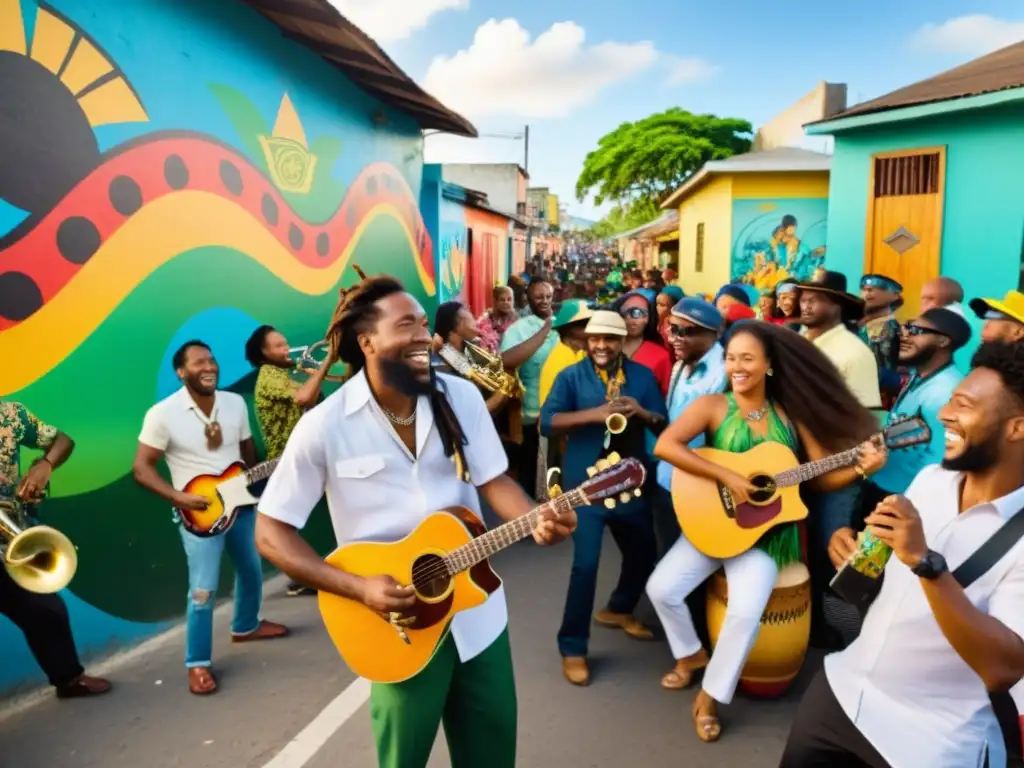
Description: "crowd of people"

(2, 249), (1024, 768)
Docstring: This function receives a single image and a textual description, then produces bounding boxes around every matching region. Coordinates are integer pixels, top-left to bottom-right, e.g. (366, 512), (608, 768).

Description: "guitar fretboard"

(245, 459), (279, 485)
(774, 446), (860, 488)
(442, 491), (585, 576)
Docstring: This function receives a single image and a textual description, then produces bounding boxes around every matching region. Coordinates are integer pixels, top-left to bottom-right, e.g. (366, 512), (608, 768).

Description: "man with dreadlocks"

(254, 270), (577, 768)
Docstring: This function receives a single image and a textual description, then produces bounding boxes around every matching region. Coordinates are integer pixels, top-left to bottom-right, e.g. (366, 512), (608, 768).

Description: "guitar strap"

(952, 507), (1024, 589)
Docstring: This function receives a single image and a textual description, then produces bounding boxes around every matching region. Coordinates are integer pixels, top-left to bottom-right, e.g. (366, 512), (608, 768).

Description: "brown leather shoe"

(594, 609), (654, 640)
(188, 667), (218, 695)
(55, 674), (112, 699)
(562, 656), (590, 686)
(232, 619), (289, 643)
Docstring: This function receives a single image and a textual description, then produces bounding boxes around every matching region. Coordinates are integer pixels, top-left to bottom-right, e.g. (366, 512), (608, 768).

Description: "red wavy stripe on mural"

(0, 134), (434, 329)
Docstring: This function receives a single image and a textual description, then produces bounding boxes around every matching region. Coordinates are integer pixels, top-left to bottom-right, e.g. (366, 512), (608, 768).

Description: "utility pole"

(523, 125), (529, 174)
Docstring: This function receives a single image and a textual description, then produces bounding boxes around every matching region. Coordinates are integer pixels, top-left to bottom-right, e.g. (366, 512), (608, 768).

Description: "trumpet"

(438, 341), (525, 399)
(289, 340), (346, 382)
(0, 500), (78, 594)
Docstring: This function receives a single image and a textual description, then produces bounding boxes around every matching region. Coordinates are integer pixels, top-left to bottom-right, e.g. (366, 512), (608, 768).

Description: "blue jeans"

(179, 508), (262, 668)
(558, 501), (657, 657)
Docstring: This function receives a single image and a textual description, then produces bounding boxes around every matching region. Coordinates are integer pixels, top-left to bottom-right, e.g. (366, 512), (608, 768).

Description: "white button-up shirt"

(258, 369), (509, 663)
(138, 388), (251, 490)
(825, 465), (1024, 768)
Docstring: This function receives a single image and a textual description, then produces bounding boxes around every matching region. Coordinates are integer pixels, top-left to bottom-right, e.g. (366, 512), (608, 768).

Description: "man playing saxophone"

(0, 400), (111, 698)
(539, 311), (667, 686)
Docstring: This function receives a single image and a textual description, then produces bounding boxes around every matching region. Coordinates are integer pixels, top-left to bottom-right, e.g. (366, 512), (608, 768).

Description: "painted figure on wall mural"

(731, 201), (827, 291)
(0, 0), (437, 677)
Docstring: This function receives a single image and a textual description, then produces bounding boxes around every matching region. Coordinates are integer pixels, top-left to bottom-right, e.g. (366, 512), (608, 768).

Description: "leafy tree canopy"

(588, 198), (660, 239)
(576, 108), (753, 208)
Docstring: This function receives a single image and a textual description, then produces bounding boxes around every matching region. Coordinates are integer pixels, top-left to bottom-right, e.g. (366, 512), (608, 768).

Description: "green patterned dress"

(710, 393), (802, 568)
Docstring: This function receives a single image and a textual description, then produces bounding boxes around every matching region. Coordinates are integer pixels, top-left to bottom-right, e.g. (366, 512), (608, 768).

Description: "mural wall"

(0, 0), (434, 693)
(730, 198), (828, 291)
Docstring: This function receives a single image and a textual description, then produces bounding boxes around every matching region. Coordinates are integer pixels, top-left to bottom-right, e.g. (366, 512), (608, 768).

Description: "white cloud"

(914, 14), (1024, 57)
(327, 0), (469, 42)
(663, 56), (717, 86)
(422, 19), (659, 119)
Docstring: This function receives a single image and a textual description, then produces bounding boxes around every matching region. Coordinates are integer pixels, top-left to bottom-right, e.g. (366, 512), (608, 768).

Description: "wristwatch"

(911, 550), (948, 580)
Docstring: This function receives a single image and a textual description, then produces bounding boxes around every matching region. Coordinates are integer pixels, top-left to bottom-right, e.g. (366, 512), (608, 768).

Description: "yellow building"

(661, 148), (831, 297)
(546, 193), (560, 228)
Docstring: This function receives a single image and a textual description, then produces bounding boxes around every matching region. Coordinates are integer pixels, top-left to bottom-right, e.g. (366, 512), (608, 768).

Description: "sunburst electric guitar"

(177, 460), (279, 537)
(671, 415), (931, 559)
(319, 454), (646, 683)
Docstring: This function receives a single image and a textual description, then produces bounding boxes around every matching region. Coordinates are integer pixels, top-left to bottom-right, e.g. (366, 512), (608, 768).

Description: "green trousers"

(370, 628), (518, 768)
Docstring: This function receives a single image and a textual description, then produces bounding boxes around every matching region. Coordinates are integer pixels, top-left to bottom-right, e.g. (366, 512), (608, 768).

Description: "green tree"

(576, 108), (753, 210)
(589, 198), (660, 238)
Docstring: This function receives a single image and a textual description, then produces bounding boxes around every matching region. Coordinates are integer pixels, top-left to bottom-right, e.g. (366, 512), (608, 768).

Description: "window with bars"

(695, 222), (705, 272)
(874, 153), (941, 197)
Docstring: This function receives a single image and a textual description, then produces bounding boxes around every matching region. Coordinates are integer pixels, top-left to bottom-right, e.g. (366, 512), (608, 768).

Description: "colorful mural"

(730, 198), (828, 291)
(438, 197), (468, 304)
(0, 0), (434, 692)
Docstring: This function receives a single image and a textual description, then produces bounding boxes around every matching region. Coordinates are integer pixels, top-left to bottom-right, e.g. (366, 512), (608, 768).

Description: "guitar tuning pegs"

(604, 499), (616, 509)
(634, 489), (643, 497)
(607, 451), (621, 464)
(595, 459), (610, 471)
(619, 492), (631, 503)
(586, 466), (597, 478)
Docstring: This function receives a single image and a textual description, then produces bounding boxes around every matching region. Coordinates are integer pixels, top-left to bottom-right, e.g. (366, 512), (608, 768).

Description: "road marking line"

(262, 676), (371, 768)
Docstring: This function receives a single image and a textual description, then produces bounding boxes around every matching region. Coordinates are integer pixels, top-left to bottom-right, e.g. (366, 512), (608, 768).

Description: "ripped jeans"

(178, 508), (262, 668)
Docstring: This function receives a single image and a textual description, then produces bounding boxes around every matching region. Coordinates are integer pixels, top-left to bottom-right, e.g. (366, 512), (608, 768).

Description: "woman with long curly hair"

(611, 290), (672, 394)
(647, 320), (885, 743)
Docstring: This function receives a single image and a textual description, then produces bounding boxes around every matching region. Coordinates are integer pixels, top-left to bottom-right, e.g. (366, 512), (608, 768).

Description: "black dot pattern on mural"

(219, 160), (243, 196)
(382, 174), (394, 191)
(346, 205), (356, 229)
(164, 155), (189, 189)
(109, 176), (142, 216)
(289, 223), (304, 251)
(366, 175), (378, 196)
(262, 193), (279, 226)
(57, 216), (101, 265)
(316, 232), (329, 257)
(0, 271), (44, 322)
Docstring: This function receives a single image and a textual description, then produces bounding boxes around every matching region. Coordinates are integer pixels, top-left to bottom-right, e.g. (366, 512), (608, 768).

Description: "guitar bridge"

(715, 481), (737, 519)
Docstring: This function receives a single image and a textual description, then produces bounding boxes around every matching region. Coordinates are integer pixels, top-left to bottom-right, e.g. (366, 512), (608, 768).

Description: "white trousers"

(646, 534), (778, 704)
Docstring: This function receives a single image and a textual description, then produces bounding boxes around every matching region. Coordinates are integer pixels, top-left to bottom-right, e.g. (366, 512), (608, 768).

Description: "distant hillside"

(563, 216), (596, 231)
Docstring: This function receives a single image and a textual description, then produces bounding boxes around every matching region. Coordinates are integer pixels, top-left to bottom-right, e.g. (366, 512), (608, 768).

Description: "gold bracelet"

(854, 465), (867, 480)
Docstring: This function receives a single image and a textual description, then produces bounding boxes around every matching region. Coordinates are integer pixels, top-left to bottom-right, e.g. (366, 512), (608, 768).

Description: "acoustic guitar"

(319, 454), (646, 683)
(671, 416), (931, 559)
(178, 460), (278, 537)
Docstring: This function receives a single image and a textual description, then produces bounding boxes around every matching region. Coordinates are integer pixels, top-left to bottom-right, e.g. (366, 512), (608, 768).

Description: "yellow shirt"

(539, 342), (587, 407)
(807, 324), (882, 409)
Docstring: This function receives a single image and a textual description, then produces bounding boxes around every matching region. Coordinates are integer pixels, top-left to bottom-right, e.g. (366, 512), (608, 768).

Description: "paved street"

(1, 534), (810, 767)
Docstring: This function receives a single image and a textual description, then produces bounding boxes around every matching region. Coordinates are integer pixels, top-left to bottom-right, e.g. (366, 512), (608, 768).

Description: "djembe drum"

(706, 561), (811, 698)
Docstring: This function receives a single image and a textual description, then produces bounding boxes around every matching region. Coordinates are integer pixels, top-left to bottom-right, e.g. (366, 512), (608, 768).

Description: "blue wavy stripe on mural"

(0, 197), (29, 240)
(157, 307), (262, 398)
(0, 590), (173, 694)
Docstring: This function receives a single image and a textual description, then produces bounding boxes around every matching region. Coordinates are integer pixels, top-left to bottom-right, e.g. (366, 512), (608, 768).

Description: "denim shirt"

(871, 363), (963, 494)
(540, 358), (667, 504)
(656, 343), (727, 491)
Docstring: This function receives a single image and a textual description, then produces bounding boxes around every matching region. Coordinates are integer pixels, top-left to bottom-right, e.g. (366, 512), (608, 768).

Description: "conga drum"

(706, 561), (811, 698)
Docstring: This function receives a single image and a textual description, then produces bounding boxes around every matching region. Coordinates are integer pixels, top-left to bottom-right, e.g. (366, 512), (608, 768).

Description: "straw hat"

(584, 310), (627, 337)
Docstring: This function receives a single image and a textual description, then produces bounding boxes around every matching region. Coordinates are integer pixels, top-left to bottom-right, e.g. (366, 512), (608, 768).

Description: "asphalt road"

(0, 534), (812, 767)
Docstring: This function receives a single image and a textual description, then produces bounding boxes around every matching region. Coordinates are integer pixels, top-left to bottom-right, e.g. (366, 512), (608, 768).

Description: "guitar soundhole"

(748, 474), (777, 505)
(411, 553), (451, 599)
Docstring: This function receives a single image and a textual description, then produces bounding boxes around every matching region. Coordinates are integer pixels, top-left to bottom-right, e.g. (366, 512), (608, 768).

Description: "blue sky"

(334, 1), (1024, 220)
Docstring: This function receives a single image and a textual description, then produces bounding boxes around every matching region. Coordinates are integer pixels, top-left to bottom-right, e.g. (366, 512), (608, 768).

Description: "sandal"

(691, 696), (721, 743)
(188, 667), (218, 695)
(661, 665), (700, 690)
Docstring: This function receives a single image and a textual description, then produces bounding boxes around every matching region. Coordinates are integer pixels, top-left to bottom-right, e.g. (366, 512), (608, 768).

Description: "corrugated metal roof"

(811, 40), (1024, 123)
(613, 210), (678, 240)
(239, 0), (477, 137)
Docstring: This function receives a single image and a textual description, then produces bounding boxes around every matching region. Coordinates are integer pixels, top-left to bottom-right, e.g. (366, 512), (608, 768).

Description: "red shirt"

(631, 340), (672, 395)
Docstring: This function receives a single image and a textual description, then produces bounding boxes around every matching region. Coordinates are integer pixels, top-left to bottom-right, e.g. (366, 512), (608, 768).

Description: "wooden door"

(864, 147), (946, 320)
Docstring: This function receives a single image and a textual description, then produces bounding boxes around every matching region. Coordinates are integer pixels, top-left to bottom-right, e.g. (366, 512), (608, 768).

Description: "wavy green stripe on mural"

(14, 214), (430, 498)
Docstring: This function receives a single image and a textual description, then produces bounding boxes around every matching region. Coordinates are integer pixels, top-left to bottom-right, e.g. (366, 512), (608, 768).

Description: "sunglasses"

(903, 324), (948, 338)
(669, 324), (709, 338)
(621, 307), (649, 320)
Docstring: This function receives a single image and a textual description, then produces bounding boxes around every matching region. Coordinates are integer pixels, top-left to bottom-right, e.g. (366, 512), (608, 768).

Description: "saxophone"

(605, 369), (627, 436)
(438, 341), (525, 399)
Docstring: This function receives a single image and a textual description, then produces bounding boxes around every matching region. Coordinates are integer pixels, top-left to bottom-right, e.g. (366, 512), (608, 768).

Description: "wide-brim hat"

(584, 310), (628, 337)
(969, 290), (1024, 325)
(799, 270), (865, 317)
(551, 299), (594, 329)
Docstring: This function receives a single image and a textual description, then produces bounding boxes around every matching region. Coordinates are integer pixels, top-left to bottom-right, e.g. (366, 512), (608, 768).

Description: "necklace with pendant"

(191, 408), (223, 449)
(745, 405), (769, 422)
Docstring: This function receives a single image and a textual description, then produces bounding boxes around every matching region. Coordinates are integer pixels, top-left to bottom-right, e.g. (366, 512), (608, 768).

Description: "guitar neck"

(244, 459), (279, 484)
(774, 445), (861, 488)
(444, 490), (586, 574)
